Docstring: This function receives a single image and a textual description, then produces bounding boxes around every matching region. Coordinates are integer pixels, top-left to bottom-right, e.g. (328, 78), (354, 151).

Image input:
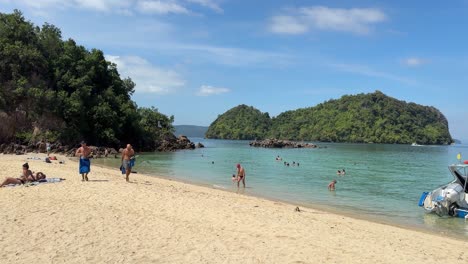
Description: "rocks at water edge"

(0, 134), (204, 156)
(249, 139), (318, 148)
(155, 135), (205, 152)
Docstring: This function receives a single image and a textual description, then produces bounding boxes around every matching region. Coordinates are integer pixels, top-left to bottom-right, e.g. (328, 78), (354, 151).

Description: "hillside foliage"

(206, 91), (453, 145)
(205, 105), (271, 140)
(0, 10), (174, 150)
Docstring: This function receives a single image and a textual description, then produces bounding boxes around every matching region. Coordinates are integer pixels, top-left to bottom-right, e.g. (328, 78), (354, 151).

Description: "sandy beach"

(1, 153), (468, 264)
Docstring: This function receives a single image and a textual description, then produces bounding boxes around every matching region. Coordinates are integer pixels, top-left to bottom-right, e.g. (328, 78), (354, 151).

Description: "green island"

(0, 11), (177, 151)
(206, 91), (453, 145)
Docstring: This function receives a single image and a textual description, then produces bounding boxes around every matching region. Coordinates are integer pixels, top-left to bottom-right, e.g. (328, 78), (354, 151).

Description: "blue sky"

(1, 0), (467, 140)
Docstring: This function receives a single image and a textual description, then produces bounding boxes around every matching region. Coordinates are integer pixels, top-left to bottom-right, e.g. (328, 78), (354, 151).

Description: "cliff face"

(206, 91), (453, 145)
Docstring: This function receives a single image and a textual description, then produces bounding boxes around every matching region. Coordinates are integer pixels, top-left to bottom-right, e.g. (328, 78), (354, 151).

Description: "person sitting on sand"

(0, 163), (33, 187)
(328, 180), (337, 191)
(236, 163), (246, 188)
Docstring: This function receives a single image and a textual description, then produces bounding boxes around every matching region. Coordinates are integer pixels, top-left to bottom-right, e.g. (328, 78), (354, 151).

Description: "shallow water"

(95, 139), (468, 237)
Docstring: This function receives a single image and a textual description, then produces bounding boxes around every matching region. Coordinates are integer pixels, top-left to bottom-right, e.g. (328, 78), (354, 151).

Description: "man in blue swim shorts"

(76, 141), (91, 181)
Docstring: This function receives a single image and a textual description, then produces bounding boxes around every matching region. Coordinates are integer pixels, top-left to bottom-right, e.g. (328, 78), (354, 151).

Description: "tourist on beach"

(236, 163), (246, 188)
(122, 144), (135, 182)
(76, 141), (91, 181)
(104, 148), (109, 158)
(0, 163), (33, 187)
(46, 142), (51, 156)
(34, 172), (47, 180)
(328, 180), (337, 191)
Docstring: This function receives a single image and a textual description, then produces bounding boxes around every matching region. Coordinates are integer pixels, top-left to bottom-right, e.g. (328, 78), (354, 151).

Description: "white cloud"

(196, 85), (230, 96)
(403, 57), (428, 67)
(186, 0), (222, 13)
(270, 6), (386, 35)
(2, 0), (133, 12)
(270, 15), (308, 35)
(168, 43), (291, 67)
(331, 63), (416, 85)
(2, 0), (223, 15)
(137, 0), (189, 14)
(106, 55), (185, 94)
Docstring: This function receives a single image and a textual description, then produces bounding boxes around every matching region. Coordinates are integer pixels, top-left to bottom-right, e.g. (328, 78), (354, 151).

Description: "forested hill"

(205, 105), (271, 140)
(0, 10), (175, 151)
(206, 91), (453, 145)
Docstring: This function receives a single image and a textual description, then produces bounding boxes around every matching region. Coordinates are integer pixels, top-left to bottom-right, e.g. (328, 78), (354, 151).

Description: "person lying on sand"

(0, 163), (33, 187)
(34, 172), (47, 181)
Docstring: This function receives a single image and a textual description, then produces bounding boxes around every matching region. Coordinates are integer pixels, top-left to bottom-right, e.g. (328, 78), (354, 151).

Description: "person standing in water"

(328, 180), (337, 191)
(236, 163), (246, 188)
(122, 144), (135, 182)
(76, 141), (91, 181)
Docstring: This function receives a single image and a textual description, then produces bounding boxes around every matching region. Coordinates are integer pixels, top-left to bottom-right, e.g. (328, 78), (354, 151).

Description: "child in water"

(328, 180), (337, 191)
(232, 174), (237, 182)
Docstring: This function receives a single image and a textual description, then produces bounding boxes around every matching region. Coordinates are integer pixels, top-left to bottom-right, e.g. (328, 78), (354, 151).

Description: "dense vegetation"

(206, 91), (453, 145)
(205, 105), (271, 140)
(0, 10), (174, 151)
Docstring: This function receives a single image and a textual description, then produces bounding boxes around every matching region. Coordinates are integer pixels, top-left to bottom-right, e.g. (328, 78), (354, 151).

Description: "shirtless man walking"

(122, 144), (135, 182)
(76, 141), (92, 181)
(236, 163), (246, 188)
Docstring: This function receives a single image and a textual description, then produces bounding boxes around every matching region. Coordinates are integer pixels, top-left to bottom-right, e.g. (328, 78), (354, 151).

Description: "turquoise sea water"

(94, 139), (468, 237)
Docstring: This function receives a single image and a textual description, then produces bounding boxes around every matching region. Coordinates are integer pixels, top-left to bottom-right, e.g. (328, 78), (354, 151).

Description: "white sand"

(1, 153), (467, 263)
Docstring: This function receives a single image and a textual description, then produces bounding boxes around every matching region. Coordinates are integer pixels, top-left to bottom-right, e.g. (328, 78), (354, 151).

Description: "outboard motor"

(433, 183), (464, 216)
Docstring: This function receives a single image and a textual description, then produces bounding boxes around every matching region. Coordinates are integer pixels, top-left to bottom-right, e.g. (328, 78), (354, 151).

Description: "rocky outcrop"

(0, 134), (200, 155)
(156, 135), (196, 152)
(249, 139), (318, 148)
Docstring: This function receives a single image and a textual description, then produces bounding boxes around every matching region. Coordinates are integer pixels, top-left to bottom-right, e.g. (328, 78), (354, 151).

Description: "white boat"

(419, 164), (468, 217)
(411, 142), (423, 146)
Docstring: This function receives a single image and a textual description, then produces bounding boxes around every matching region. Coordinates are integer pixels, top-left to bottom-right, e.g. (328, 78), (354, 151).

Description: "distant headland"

(206, 91), (453, 145)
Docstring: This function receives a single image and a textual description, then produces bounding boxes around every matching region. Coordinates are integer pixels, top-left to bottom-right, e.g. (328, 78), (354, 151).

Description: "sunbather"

(0, 163), (33, 187)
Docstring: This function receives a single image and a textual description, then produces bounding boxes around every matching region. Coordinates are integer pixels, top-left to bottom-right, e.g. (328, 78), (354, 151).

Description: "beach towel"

(79, 158), (91, 174)
(5, 178), (65, 187)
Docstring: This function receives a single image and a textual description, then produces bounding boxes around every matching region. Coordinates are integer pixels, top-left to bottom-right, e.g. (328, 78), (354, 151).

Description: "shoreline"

(89, 157), (466, 241)
(2, 153), (468, 263)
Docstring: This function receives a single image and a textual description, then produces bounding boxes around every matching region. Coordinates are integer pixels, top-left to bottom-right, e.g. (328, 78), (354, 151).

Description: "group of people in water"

(276, 154), (346, 192)
(276, 156), (300, 167)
